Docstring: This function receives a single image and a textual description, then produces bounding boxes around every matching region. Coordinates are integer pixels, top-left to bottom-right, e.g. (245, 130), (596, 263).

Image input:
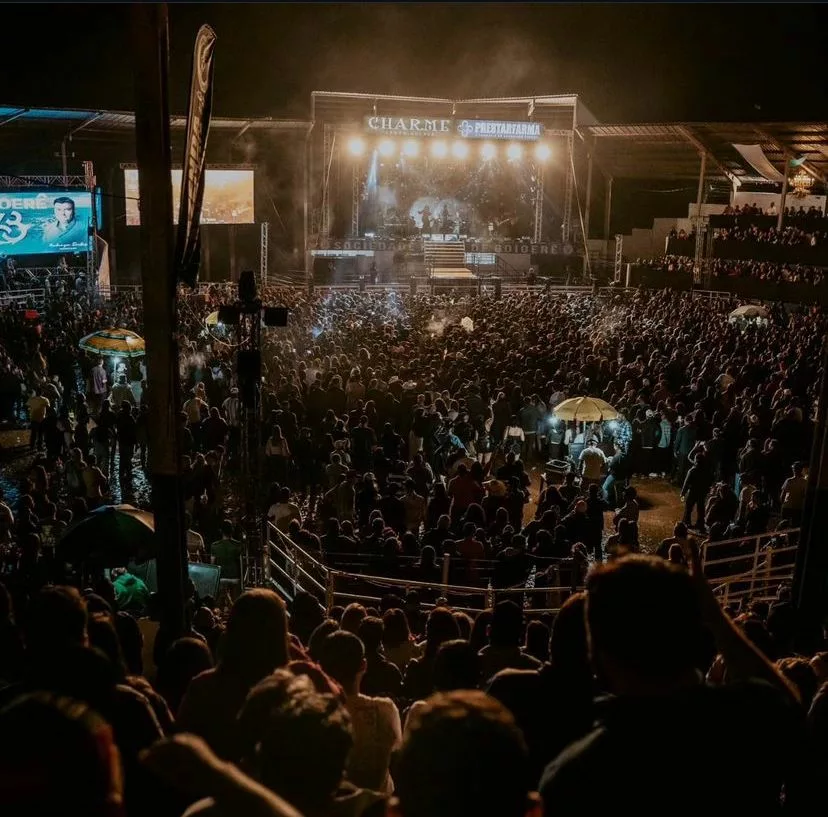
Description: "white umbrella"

(553, 396), (621, 422)
(729, 304), (769, 321)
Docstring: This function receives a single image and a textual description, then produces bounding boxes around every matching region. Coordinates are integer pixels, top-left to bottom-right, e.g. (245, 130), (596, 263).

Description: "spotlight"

(378, 138), (396, 158)
(507, 143), (522, 162)
(480, 142), (496, 161)
(451, 140), (469, 159)
(431, 140), (448, 159)
(534, 142), (552, 162)
(347, 137), (366, 157)
(402, 139), (419, 157)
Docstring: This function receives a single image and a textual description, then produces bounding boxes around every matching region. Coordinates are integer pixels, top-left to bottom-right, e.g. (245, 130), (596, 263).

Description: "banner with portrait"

(0, 190), (94, 256)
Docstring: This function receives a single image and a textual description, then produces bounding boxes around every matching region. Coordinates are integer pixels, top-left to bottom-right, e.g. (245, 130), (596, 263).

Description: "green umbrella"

(57, 504), (157, 567)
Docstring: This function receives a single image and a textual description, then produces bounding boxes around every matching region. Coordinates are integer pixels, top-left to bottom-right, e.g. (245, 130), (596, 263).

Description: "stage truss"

(308, 92), (586, 252)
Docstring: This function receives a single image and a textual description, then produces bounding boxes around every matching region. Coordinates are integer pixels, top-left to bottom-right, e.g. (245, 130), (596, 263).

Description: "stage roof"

(0, 105), (310, 141)
(310, 91), (598, 133)
(582, 121), (828, 185)
(1, 103), (826, 187)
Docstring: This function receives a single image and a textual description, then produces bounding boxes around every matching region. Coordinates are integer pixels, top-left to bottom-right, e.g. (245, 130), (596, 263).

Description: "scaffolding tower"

(83, 160), (98, 297)
(614, 234), (624, 284)
(259, 222), (269, 287)
(561, 133), (575, 243)
(533, 166), (544, 243)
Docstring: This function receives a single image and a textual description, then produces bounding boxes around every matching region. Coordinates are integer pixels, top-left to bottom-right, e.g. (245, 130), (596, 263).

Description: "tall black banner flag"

(175, 24), (216, 287)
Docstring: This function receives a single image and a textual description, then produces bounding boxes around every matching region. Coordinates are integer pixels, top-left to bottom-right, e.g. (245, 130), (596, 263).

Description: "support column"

(259, 221), (269, 287)
(303, 125), (311, 277)
(561, 133), (574, 243)
(533, 165), (544, 244)
(603, 175), (613, 256)
(778, 156), (789, 230)
(351, 160), (361, 238)
(131, 1), (187, 640)
(61, 139), (68, 186)
(228, 224), (237, 281)
(582, 150), (593, 276)
(583, 150), (594, 243)
(695, 151), (707, 221)
(203, 226), (211, 281)
(321, 125), (333, 242)
(794, 329), (828, 649)
(693, 152), (708, 284)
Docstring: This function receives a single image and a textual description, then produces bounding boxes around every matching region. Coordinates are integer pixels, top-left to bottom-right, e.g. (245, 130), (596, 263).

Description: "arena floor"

(1, 427), (683, 552)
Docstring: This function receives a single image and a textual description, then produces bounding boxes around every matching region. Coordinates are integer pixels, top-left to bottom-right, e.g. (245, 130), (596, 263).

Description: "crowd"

(0, 279), (826, 814)
(643, 255), (827, 285)
(1, 286), (821, 571)
(722, 203), (826, 223)
(2, 545), (827, 816)
(713, 224), (828, 248)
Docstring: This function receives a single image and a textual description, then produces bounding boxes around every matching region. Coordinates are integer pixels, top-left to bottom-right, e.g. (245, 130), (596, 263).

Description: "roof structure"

(582, 121), (828, 185)
(310, 91), (598, 134)
(0, 104), (825, 188)
(0, 105), (310, 142)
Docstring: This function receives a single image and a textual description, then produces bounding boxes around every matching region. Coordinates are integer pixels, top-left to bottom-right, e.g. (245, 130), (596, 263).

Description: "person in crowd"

(358, 616), (403, 698)
(318, 630), (402, 792)
(395, 691), (539, 817)
(403, 607), (461, 700)
(478, 600), (542, 682)
(780, 460), (807, 524)
(540, 551), (805, 812)
(177, 589), (290, 759)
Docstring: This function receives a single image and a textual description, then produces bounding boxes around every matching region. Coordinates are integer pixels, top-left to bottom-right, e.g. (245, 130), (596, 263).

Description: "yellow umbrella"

(206, 310), (221, 326)
(78, 328), (145, 358)
(553, 396), (620, 422)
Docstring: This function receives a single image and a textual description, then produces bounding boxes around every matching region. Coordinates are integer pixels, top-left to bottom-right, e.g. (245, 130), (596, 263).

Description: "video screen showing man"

(42, 196), (87, 248)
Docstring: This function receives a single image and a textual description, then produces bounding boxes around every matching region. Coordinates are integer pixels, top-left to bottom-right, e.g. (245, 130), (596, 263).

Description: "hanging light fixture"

(791, 169), (813, 197)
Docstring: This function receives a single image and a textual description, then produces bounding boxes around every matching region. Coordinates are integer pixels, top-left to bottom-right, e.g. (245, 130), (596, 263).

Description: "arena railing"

(0, 288), (45, 308)
(266, 522), (582, 616)
(702, 528), (799, 607)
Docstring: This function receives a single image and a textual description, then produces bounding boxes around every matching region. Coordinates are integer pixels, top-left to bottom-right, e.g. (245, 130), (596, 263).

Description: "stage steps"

(423, 239), (471, 276)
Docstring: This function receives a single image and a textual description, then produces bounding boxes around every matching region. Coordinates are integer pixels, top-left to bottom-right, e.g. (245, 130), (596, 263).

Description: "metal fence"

(702, 528), (799, 607)
(267, 522), (800, 616)
(266, 523), (582, 616)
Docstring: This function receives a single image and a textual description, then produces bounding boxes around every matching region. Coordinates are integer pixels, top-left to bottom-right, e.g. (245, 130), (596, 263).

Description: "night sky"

(6, 3), (828, 124)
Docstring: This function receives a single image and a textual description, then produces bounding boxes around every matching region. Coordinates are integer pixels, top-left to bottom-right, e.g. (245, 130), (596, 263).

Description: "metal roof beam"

(676, 125), (741, 187)
(68, 111), (106, 138)
(0, 108), (29, 128)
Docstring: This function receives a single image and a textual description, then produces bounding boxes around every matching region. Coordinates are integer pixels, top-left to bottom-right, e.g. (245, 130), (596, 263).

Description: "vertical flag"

(175, 24), (217, 287)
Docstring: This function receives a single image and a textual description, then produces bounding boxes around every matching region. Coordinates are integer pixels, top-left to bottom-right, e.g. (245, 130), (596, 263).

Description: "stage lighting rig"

(431, 140), (449, 159)
(507, 143), (523, 162)
(480, 142), (496, 161)
(534, 142), (552, 162)
(378, 139), (396, 157)
(451, 140), (469, 159)
(347, 136), (366, 157)
(402, 139), (419, 157)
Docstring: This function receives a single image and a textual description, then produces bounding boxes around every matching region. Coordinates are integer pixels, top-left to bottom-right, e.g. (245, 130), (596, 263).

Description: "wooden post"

(132, 2), (187, 639)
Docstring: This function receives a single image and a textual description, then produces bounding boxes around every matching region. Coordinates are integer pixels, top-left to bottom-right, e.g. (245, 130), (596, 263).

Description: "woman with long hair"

(381, 608), (422, 673)
(402, 607), (461, 701)
(177, 589), (290, 760)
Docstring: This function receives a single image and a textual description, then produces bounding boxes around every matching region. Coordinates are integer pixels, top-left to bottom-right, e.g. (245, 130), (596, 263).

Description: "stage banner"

(318, 237), (565, 254)
(466, 240), (564, 255)
(175, 23), (217, 288)
(0, 190), (94, 257)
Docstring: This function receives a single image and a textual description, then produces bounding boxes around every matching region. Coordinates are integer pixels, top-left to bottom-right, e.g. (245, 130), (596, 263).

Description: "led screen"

(124, 168), (255, 226)
(0, 190), (98, 256)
